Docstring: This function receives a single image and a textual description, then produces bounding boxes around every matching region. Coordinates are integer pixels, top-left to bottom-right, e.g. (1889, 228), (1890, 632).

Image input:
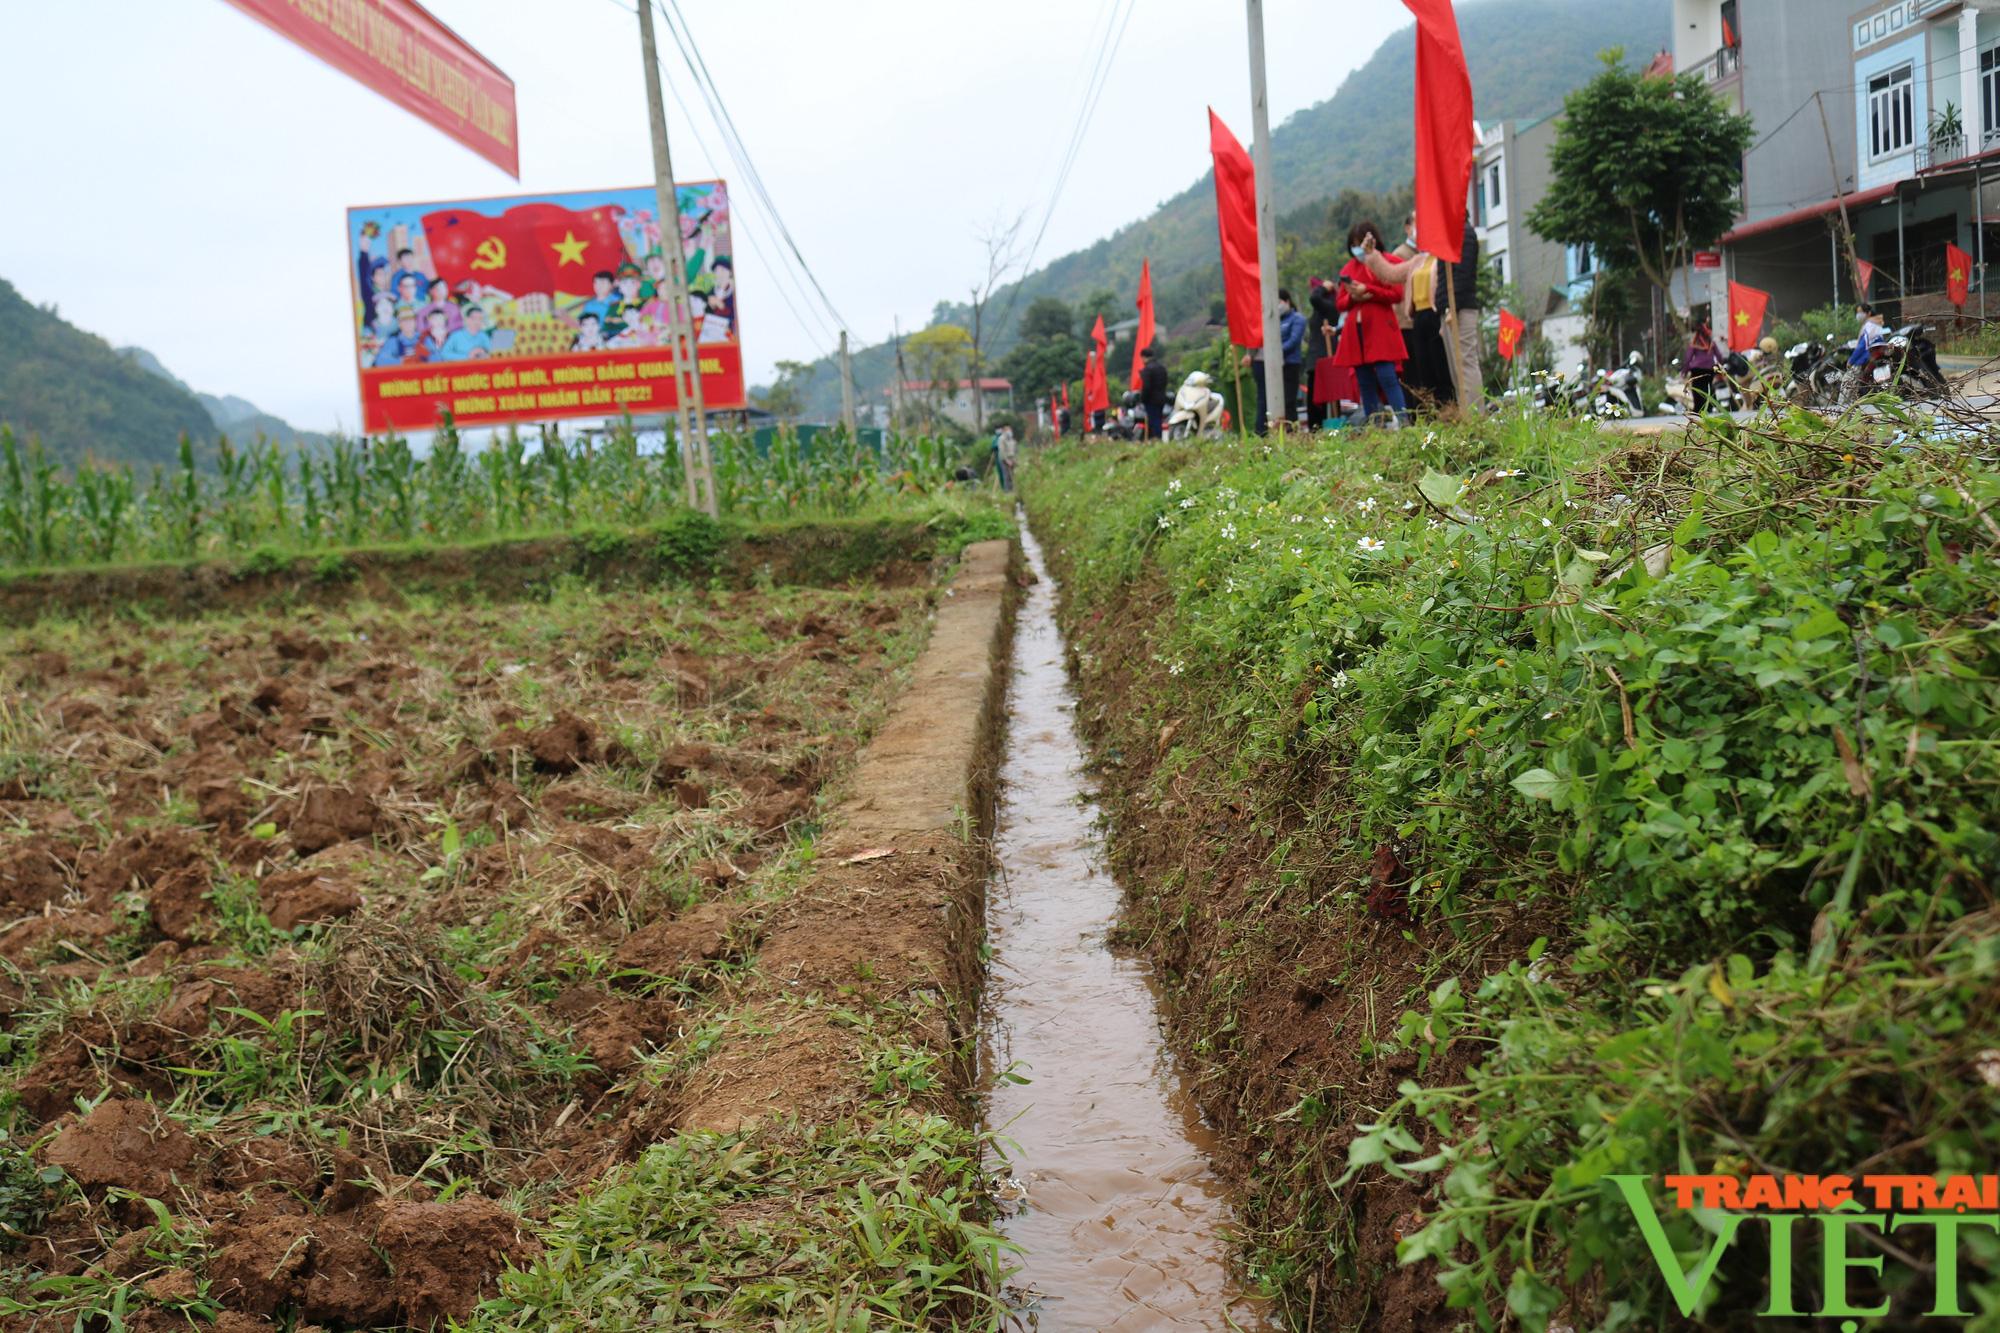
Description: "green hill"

(0, 279), (215, 470)
(117, 346), (326, 453)
(795, 0), (1666, 416)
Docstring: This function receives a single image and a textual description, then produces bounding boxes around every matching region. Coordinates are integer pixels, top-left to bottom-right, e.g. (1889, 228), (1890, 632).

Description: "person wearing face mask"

(1374, 212), (1451, 411)
(1249, 286), (1308, 433)
(1333, 221), (1410, 426)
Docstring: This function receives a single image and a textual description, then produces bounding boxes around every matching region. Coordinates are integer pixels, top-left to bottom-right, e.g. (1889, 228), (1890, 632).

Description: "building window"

(1487, 163), (1503, 213)
(1983, 47), (2000, 141)
(1472, 167), (1487, 226)
(1868, 63), (1914, 160)
(1492, 252), (1506, 283)
(1567, 243), (1595, 281)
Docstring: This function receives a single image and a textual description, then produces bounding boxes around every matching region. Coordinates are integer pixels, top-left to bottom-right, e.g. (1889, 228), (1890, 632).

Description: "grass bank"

(0, 497), (1013, 626)
(1022, 410), (2000, 1330)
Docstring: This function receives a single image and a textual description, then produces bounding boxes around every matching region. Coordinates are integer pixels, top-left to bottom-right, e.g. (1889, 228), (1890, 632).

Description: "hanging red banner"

(222, 0), (519, 178)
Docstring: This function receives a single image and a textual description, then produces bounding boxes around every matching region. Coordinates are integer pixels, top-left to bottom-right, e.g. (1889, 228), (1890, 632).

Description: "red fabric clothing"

(1332, 259), (1407, 366)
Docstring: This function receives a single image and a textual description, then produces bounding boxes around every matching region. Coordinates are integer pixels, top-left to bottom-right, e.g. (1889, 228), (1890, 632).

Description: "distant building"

(1473, 117), (1595, 370)
(884, 377), (1014, 429)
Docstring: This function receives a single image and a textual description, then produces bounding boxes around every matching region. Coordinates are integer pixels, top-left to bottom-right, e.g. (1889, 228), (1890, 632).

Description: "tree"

(1526, 50), (1753, 335)
(998, 329), (1084, 404)
(905, 325), (974, 424)
(967, 213), (1024, 433)
(1016, 296), (1074, 344)
(757, 359), (816, 424)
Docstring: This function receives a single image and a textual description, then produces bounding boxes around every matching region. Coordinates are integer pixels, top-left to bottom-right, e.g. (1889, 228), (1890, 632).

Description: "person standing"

(993, 425), (1018, 491)
(1837, 303), (1888, 407)
(1139, 345), (1170, 440)
(1364, 214), (1451, 410)
(1685, 316), (1719, 413)
(1334, 222), (1410, 426)
(1251, 288), (1308, 433)
(1440, 220), (1484, 412)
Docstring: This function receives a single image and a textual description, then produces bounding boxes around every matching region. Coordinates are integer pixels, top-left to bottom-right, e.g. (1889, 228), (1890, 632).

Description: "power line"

(655, 0), (853, 337)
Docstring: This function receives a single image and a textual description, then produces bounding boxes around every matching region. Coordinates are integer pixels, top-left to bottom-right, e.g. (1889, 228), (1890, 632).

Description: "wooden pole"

(1246, 0), (1287, 435)
(637, 0), (717, 516)
(1815, 92), (1867, 301)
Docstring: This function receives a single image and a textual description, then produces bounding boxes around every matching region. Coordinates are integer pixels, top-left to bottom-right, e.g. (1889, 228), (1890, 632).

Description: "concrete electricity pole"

(1246, 0), (1286, 435)
(839, 330), (860, 441)
(637, 0), (717, 516)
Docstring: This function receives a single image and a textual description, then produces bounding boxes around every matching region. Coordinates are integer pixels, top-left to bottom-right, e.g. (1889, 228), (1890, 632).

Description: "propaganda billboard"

(346, 182), (744, 433)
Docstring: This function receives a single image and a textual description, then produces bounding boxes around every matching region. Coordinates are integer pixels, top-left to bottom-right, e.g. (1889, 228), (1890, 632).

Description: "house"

(883, 377), (1014, 429)
(1473, 117), (1597, 369)
(1700, 0), (2000, 335)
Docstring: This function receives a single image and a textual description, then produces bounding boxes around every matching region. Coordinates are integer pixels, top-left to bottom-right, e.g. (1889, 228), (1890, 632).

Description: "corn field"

(0, 419), (974, 571)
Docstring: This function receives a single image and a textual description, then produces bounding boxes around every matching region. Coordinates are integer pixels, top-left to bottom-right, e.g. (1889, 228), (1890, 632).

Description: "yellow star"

(1952, 267), (1966, 283)
(549, 230), (589, 266)
(1734, 309), (1749, 326)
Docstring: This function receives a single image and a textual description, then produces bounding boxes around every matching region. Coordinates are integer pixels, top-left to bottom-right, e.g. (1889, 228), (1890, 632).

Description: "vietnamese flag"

(1855, 256), (1875, 296)
(529, 204), (631, 297)
(422, 208), (548, 297)
(1130, 259), (1156, 390)
(1084, 347), (1110, 416)
(1946, 241), (1974, 307)
(1403, 0), (1475, 263)
(1208, 109), (1262, 348)
(1727, 280), (1771, 344)
(1090, 313), (1109, 407)
(1496, 309), (1525, 360)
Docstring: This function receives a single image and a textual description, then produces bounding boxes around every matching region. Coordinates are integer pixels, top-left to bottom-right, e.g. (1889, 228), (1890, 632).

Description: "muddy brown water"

(981, 524), (1276, 1331)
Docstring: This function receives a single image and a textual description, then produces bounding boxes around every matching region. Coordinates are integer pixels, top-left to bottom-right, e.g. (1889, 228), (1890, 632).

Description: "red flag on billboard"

(1402, 0), (1475, 263)
(529, 205), (631, 296)
(1130, 259), (1156, 390)
(1208, 109), (1263, 348)
(1946, 242), (1973, 307)
(221, 0), (518, 177)
(1727, 280), (1771, 344)
(423, 208), (547, 296)
(1855, 257), (1875, 294)
(1496, 309), (1525, 360)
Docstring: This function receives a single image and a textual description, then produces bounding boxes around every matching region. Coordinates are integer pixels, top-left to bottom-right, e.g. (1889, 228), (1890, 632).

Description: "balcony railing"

(1685, 43), (1741, 85)
(1916, 127), (2000, 172)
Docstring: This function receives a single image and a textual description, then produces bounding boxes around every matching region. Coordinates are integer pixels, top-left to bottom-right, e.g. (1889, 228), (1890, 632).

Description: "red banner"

(360, 343), (744, 432)
(1946, 242), (1973, 308)
(1727, 280), (1771, 345)
(1402, 0), (1475, 263)
(222, 0), (518, 178)
(1496, 309), (1525, 360)
(1209, 109), (1263, 348)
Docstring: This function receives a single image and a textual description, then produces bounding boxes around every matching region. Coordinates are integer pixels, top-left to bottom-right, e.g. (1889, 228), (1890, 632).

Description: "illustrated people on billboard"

(372, 306), (427, 366)
(641, 251), (670, 300)
(392, 271), (426, 316)
(422, 307), (453, 360)
(580, 271), (618, 322)
(571, 312), (607, 352)
(355, 221), (385, 308)
(613, 263), (648, 330)
(438, 305), (494, 361)
(709, 258), (736, 330)
(367, 267), (397, 336)
(392, 247), (428, 297)
(420, 278), (464, 335)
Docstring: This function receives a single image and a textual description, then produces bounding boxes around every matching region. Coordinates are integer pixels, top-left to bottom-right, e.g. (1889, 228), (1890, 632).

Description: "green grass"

(1024, 405), (2000, 1329)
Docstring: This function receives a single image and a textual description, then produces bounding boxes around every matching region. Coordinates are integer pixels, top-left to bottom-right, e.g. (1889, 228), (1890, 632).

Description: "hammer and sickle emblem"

(472, 237), (507, 270)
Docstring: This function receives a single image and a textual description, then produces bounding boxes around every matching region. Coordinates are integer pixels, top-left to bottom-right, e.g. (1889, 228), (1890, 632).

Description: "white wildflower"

(1372, 473), (1384, 482)
(1167, 661), (1185, 677)
(1328, 670), (1350, 690)
(1291, 546), (1303, 556)
(1167, 478), (1183, 494)
(1221, 523), (1237, 540)
(1180, 497), (1195, 509)
(1358, 497), (1379, 514)
(1543, 710), (1559, 720)
(1158, 514), (1172, 530)
(1290, 513), (1304, 524)
(1976, 1049), (2000, 1089)
(1541, 517), (1553, 528)
(1402, 500), (1417, 511)
(1356, 536), (1386, 553)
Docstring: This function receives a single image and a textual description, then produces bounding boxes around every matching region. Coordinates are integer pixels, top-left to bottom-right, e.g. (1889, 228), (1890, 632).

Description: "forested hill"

(793, 0), (1665, 415)
(0, 279), (214, 471)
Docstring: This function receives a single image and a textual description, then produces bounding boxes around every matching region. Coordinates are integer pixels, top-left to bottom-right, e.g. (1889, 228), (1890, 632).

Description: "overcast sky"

(0, 1), (1405, 433)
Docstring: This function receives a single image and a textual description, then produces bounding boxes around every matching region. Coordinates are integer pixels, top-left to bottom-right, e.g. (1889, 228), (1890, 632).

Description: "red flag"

(1208, 109), (1263, 348)
(1061, 381), (1070, 410)
(423, 208), (547, 297)
(1084, 347), (1110, 416)
(1496, 309), (1525, 360)
(1130, 259), (1156, 390)
(1946, 242), (1973, 307)
(1727, 280), (1771, 344)
(1403, 0), (1475, 263)
(1855, 257), (1875, 295)
(528, 204), (631, 297)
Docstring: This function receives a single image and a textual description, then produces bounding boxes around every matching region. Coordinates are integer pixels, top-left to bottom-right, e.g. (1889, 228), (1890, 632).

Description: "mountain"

(791, 0), (1667, 416)
(0, 279), (216, 470)
(117, 345), (326, 452)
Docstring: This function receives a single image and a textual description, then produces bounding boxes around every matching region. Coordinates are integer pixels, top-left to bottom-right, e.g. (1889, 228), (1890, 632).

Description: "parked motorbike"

(1591, 350), (1646, 418)
(1102, 391), (1146, 441)
(1165, 372), (1226, 439)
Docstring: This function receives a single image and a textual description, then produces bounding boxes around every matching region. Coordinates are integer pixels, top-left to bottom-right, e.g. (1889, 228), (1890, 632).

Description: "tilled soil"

(0, 579), (933, 1329)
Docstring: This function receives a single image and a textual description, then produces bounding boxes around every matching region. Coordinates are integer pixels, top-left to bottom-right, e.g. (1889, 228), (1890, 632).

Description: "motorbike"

(1101, 391), (1146, 441)
(1591, 350), (1646, 418)
(1164, 371), (1226, 439)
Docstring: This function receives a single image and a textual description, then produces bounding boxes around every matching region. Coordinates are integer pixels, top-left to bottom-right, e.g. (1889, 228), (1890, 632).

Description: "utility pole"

(838, 330), (860, 442)
(893, 317), (909, 433)
(637, 0), (716, 516)
(1245, 0), (1286, 435)
(1814, 92), (1867, 303)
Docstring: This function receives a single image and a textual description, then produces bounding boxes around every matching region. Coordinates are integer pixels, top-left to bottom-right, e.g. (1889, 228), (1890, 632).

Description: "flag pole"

(1246, 0), (1287, 436)
(637, 0), (716, 516)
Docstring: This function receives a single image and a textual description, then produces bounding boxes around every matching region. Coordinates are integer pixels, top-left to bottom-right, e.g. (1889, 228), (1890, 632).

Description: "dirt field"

(0, 576), (938, 1328)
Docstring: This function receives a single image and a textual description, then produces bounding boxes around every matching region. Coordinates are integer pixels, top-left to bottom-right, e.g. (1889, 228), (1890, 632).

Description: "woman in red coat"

(1333, 220), (1410, 425)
